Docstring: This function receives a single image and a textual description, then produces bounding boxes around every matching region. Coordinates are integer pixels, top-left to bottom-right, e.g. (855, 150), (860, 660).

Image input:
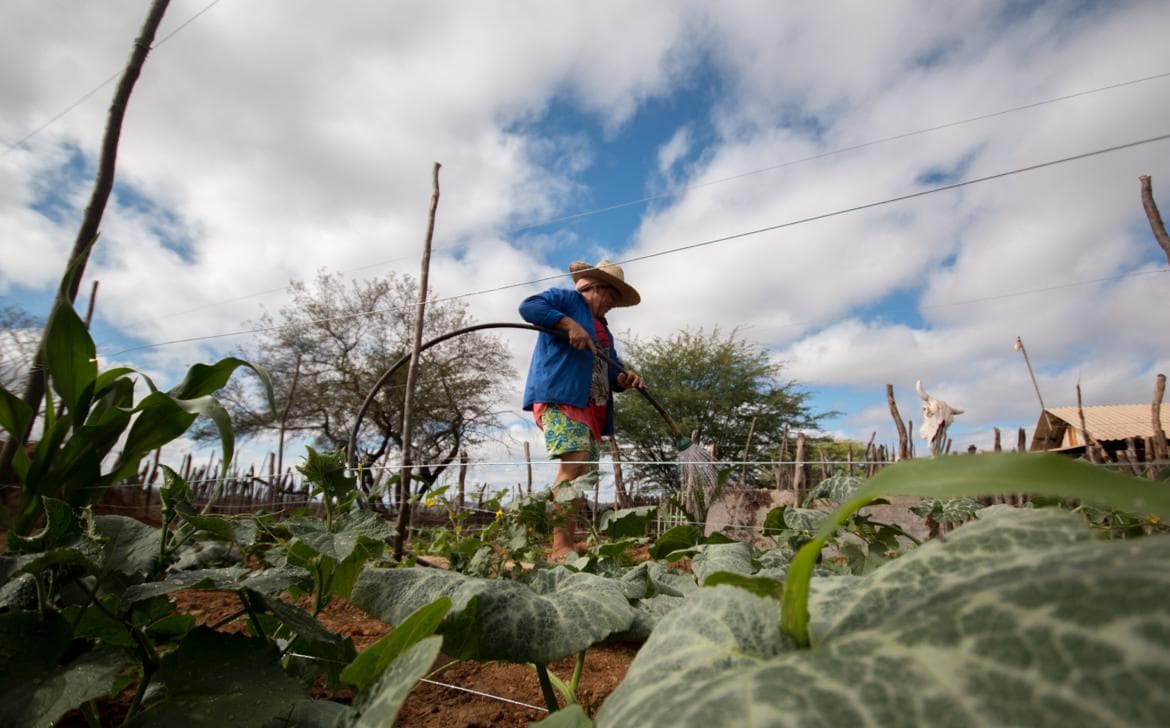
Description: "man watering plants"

(520, 259), (645, 561)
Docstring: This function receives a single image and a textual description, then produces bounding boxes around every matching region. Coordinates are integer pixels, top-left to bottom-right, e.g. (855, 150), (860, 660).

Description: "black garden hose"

(345, 322), (691, 472)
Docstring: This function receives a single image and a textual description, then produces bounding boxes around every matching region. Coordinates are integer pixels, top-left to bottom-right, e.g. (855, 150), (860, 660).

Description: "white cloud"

(2, 0), (1169, 478)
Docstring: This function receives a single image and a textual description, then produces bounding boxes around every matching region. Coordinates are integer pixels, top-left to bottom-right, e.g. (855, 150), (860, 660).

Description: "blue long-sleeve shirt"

(519, 287), (626, 436)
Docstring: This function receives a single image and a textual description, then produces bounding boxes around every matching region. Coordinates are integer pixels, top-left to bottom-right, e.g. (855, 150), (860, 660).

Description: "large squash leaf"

(597, 508), (1170, 726)
(126, 628), (308, 727)
(352, 566), (635, 664)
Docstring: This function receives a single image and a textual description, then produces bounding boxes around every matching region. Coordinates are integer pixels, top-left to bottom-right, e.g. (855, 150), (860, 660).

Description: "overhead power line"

(32, 69), (1165, 330)
(1, 0), (224, 159)
(508, 71), (1170, 234)
(103, 130), (1170, 357)
(113, 69), (1170, 327)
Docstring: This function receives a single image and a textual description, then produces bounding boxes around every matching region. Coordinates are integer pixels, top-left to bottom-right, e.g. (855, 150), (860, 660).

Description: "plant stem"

(569, 649), (586, 696)
(81, 700), (101, 728)
(238, 591), (267, 641)
(533, 663), (560, 713)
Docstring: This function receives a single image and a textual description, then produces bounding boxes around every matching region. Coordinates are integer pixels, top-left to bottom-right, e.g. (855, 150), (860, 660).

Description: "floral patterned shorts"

(538, 405), (601, 461)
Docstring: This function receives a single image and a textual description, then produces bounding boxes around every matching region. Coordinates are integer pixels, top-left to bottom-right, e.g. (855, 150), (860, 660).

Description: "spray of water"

(678, 443), (720, 520)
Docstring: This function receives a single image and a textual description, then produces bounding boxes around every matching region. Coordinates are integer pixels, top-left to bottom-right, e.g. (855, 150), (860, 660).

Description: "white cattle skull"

(916, 380), (964, 455)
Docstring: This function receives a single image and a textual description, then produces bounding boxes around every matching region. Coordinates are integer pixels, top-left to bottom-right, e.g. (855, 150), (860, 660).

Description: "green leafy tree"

(613, 328), (827, 493)
(206, 270), (514, 501)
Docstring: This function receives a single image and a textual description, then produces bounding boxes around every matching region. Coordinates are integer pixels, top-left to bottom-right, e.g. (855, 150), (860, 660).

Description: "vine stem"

(533, 663), (560, 713)
(569, 649), (586, 695)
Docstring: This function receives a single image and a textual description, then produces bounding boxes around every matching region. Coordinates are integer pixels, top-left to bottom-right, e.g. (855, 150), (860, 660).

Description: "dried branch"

(1139, 175), (1170, 265)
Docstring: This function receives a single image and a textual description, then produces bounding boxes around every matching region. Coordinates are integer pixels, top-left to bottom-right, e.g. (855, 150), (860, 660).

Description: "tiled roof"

(1044, 404), (1170, 441)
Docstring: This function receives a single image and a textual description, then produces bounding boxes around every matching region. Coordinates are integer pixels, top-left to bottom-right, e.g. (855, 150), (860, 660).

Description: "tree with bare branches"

(203, 270), (514, 502)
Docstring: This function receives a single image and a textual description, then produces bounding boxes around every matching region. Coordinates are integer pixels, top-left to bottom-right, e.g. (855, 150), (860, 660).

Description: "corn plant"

(0, 298), (274, 537)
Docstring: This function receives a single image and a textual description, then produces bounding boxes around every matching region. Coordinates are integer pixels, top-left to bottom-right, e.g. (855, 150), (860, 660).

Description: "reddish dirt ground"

(56, 587), (637, 727)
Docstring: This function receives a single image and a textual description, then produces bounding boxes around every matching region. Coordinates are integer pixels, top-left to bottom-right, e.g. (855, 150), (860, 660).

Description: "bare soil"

(55, 583), (637, 727)
(30, 494), (639, 726)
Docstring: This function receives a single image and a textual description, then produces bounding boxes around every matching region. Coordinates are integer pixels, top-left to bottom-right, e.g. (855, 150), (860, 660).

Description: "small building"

(1030, 404), (1170, 459)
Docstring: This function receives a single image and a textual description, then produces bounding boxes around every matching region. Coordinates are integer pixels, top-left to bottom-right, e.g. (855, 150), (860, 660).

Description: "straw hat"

(569, 259), (641, 307)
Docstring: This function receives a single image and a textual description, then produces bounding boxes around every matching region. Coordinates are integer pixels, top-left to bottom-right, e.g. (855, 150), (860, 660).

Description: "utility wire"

(104, 131), (1170, 357)
(1, 0), (224, 159)
(508, 71), (1170, 234)
(104, 70), (1170, 328)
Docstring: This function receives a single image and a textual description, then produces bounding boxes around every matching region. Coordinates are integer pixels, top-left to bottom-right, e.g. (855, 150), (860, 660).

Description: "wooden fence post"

(887, 385), (909, 461)
(456, 450), (467, 513)
(793, 432), (807, 493)
(610, 436), (630, 508)
(524, 441), (533, 495)
(1152, 373), (1168, 462)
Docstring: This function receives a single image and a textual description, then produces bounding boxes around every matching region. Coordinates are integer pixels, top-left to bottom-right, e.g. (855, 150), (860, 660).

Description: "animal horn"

(915, 380), (929, 401)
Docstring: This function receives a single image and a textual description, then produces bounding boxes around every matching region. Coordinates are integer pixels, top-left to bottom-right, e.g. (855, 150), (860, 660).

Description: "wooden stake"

(524, 441), (533, 495)
(395, 162), (441, 561)
(1139, 176), (1170, 264)
(886, 384), (909, 461)
(740, 416), (757, 487)
(609, 436), (629, 508)
(1152, 373), (1168, 461)
(456, 450), (467, 514)
(1076, 384), (1102, 463)
(793, 432), (807, 493)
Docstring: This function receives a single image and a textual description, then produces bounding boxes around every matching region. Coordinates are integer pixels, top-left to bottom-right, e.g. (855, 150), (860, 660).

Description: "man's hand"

(617, 371), (645, 390)
(556, 317), (595, 351)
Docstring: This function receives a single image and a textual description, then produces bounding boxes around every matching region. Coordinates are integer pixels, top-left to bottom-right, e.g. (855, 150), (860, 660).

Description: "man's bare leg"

(550, 451), (588, 561)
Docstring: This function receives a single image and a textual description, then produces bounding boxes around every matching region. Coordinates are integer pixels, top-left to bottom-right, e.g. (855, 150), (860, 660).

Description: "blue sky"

(2, 1), (1170, 488)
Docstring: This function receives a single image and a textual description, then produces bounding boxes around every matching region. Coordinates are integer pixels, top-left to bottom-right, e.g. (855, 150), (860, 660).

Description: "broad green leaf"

(339, 635), (442, 728)
(125, 627), (308, 727)
(0, 386), (32, 482)
(286, 510), (394, 563)
(554, 469), (598, 502)
(910, 496), (985, 524)
(617, 593), (687, 642)
(8, 497), (82, 554)
(782, 507), (827, 532)
(172, 499), (254, 544)
(167, 357), (274, 413)
(112, 392), (199, 481)
(530, 703), (595, 727)
(341, 596), (451, 692)
(598, 506), (656, 538)
(0, 647), (135, 728)
(781, 452), (1170, 645)
(119, 566), (310, 604)
(352, 566), (635, 664)
(616, 561), (694, 601)
(691, 541), (753, 585)
(43, 299), (96, 419)
(113, 386), (242, 485)
(259, 592), (357, 689)
(90, 514), (160, 580)
(598, 508), (1170, 727)
(702, 572), (784, 600)
(296, 446), (357, 502)
(647, 524), (702, 560)
(807, 473), (865, 504)
(0, 611), (72, 687)
(119, 566), (246, 603)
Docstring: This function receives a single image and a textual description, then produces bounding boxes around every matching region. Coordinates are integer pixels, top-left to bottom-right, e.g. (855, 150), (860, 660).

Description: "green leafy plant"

(598, 453), (1170, 726)
(0, 298), (274, 537)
